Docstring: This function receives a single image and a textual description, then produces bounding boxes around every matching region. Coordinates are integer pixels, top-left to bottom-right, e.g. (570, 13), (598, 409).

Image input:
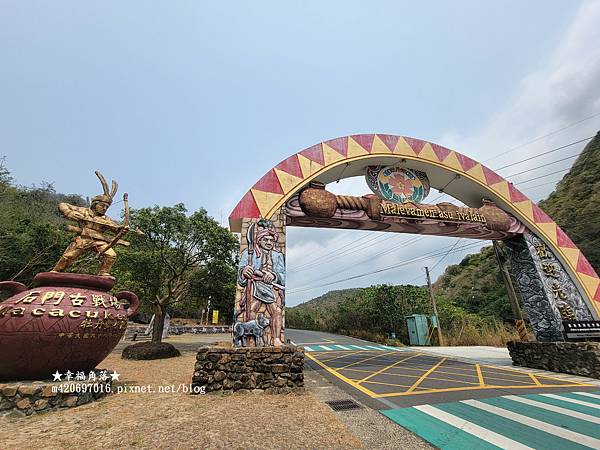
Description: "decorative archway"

(230, 134), (600, 345)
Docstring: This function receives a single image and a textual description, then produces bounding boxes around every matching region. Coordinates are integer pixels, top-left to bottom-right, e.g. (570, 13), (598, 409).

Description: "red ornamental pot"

(0, 272), (139, 381)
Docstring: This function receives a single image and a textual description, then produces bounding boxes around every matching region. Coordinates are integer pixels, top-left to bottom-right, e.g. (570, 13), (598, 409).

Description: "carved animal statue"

(233, 314), (270, 347)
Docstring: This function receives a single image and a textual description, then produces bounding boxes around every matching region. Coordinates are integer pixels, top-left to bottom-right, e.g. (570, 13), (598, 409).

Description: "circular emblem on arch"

(366, 166), (430, 204)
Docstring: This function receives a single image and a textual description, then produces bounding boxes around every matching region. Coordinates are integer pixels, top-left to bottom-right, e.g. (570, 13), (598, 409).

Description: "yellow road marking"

(387, 365), (477, 377)
(405, 358), (447, 393)
(356, 353), (423, 384)
(373, 383), (593, 398)
(476, 364), (485, 387)
(338, 352), (402, 370)
(318, 350), (374, 363)
(387, 364), (553, 385)
(480, 364), (576, 383)
(305, 352), (378, 398)
(353, 379), (422, 389)
(342, 367), (549, 387)
(529, 373), (542, 386)
(307, 349), (593, 399)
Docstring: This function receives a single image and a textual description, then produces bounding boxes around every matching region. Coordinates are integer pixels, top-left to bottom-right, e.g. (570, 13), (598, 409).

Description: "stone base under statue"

(192, 346), (304, 394)
(0, 370), (113, 417)
(507, 341), (600, 379)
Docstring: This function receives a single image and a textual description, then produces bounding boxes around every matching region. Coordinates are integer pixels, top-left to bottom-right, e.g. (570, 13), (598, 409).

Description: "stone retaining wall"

(192, 345), (304, 394)
(507, 341), (600, 379)
(0, 378), (112, 417)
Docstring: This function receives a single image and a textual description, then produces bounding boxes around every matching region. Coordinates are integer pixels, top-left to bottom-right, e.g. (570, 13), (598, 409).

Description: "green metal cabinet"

(405, 314), (430, 346)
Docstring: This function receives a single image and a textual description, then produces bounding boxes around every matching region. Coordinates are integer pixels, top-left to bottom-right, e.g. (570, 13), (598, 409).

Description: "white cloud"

(441, 0), (600, 192)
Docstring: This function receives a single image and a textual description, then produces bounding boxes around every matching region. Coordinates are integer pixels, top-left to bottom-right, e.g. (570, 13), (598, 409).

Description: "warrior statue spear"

(241, 222), (256, 322)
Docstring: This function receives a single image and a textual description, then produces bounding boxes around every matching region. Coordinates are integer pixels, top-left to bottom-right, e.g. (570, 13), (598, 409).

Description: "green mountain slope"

(538, 131), (600, 271)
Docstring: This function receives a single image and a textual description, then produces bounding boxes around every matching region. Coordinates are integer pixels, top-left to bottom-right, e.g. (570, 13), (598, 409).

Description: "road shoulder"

(305, 367), (434, 450)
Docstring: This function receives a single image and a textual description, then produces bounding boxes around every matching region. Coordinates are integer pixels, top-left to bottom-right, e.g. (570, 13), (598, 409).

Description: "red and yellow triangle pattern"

(229, 134), (600, 311)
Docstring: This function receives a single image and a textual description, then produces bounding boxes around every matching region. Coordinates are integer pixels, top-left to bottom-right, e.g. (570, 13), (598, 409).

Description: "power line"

(298, 234), (430, 281)
(288, 240), (486, 294)
(514, 167), (571, 186)
(289, 232), (391, 273)
(519, 178), (564, 191)
(500, 153), (578, 178)
(290, 232), (378, 271)
(493, 136), (593, 171)
(428, 238), (462, 273)
(482, 111), (600, 164)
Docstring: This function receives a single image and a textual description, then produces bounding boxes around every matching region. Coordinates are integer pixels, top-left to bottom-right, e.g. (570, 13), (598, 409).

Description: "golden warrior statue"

(52, 171), (138, 277)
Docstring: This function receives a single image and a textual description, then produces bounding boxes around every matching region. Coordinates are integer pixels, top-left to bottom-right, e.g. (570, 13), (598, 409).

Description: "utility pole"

(206, 298), (212, 326)
(425, 266), (444, 346)
(492, 241), (528, 341)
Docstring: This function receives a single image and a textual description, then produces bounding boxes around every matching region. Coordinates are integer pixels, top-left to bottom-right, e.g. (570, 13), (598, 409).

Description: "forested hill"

(538, 131), (600, 271)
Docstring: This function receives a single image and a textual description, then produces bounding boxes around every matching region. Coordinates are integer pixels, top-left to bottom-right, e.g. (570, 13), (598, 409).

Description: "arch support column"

(233, 208), (287, 347)
(505, 232), (594, 341)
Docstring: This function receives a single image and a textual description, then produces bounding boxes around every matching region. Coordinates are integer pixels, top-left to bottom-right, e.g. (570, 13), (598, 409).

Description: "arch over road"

(230, 134), (600, 345)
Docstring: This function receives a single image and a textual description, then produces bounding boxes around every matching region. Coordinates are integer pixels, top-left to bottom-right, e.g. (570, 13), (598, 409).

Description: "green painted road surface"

(382, 391), (600, 449)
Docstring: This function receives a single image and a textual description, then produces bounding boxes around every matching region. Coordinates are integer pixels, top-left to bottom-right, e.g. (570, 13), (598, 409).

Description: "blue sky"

(2, 1), (599, 305)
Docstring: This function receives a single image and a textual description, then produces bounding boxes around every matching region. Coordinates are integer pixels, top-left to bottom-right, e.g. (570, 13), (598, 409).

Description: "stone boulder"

(122, 342), (181, 360)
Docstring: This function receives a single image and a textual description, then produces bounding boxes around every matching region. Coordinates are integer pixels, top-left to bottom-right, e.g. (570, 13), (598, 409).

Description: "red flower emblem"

(389, 173), (414, 197)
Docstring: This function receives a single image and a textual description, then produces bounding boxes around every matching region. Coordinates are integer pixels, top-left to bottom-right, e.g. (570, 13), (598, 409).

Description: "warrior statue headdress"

(91, 170), (118, 206)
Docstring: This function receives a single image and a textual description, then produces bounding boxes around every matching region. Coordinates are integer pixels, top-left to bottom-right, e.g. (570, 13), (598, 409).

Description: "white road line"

(366, 345), (383, 350)
(350, 345), (367, 350)
(334, 345), (350, 350)
(304, 346), (314, 352)
(541, 393), (600, 410)
(461, 399), (600, 448)
(414, 404), (534, 450)
(576, 392), (600, 400)
(320, 345), (333, 351)
(504, 395), (600, 424)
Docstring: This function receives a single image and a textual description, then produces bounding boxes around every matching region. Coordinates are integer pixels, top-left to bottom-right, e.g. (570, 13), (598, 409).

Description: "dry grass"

(444, 320), (521, 346)
(0, 335), (363, 450)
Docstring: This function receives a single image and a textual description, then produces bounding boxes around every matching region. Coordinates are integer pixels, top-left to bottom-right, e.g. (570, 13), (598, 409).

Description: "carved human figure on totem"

(52, 171), (132, 277)
(237, 219), (285, 346)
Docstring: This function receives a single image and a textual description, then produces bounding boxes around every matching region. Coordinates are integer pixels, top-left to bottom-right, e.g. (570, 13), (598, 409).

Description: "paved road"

(289, 329), (600, 449)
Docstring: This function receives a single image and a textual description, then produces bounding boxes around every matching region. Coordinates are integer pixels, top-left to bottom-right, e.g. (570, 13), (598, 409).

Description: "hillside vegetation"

(0, 160), (237, 323)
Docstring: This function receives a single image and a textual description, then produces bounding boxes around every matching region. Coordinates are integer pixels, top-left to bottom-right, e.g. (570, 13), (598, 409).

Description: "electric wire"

(482, 111), (600, 164)
(493, 136), (593, 171)
(288, 240), (486, 294)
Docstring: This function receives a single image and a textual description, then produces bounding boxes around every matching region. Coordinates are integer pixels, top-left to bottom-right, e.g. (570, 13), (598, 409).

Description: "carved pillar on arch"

(504, 231), (593, 342)
(234, 208), (286, 347)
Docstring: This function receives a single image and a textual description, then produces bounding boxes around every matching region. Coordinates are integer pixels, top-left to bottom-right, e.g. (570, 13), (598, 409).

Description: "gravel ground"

(0, 335), (363, 450)
(305, 370), (433, 450)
